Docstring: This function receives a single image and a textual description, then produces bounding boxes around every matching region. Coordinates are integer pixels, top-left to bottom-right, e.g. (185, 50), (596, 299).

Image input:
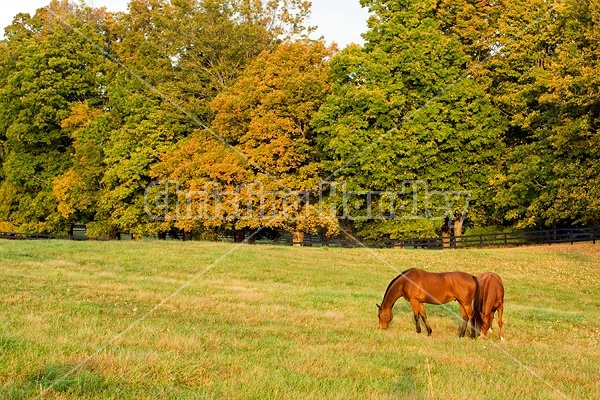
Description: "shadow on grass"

(391, 365), (428, 399)
(3, 362), (110, 398)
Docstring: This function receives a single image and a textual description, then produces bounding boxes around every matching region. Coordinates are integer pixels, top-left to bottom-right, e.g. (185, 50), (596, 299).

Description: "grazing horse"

(474, 272), (505, 340)
(377, 268), (478, 338)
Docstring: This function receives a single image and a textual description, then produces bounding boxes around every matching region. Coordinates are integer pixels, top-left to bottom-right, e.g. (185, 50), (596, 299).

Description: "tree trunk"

(453, 214), (465, 248)
(233, 230), (245, 243)
(292, 231), (304, 246)
(109, 229), (120, 240)
(442, 218), (452, 249)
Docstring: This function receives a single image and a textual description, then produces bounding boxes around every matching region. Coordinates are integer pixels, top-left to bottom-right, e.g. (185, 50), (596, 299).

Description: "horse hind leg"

(467, 304), (477, 339)
(457, 302), (472, 338)
(410, 300), (422, 334)
(413, 313), (422, 334)
(418, 302), (433, 336)
(497, 303), (505, 341)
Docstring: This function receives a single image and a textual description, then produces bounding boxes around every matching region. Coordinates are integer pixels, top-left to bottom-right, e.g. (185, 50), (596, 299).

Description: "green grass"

(0, 240), (598, 399)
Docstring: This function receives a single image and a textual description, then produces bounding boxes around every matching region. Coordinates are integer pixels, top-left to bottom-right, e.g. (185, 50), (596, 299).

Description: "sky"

(0, 0), (370, 47)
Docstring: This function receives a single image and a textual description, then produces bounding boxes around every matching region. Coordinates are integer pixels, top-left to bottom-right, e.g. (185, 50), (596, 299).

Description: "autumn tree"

(156, 40), (337, 242)
(150, 131), (253, 240)
(214, 40), (339, 242)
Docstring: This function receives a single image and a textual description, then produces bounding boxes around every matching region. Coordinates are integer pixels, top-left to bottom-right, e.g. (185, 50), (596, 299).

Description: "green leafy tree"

(493, 0), (600, 228)
(0, 1), (112, 233)
(53, 103), (114, 234)
(314, 0), (507, 241)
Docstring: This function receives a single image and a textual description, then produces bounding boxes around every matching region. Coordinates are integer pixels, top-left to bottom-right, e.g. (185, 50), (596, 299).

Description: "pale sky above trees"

(1, 0), (370, 47)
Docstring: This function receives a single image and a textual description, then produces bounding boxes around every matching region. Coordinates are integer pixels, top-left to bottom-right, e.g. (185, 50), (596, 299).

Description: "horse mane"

(383, 268), (415, 300)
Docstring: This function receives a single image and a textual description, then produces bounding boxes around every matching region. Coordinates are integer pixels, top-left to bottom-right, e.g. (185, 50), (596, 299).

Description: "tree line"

(0, 0), (598, 242)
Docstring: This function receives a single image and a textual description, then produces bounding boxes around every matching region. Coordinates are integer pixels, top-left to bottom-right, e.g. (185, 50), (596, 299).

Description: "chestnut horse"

(377, 268), (478, 338)
(474, 272), (505, 340)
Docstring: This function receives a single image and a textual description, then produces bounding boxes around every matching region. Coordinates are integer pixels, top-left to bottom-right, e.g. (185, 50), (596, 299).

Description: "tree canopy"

(1, 0), (599, 241)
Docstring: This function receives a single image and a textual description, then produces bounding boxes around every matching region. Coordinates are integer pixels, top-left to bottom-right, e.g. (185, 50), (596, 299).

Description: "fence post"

(571, 231), (574, 245)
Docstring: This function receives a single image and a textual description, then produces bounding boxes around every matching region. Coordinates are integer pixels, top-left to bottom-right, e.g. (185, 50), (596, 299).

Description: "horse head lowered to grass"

(377, 268), (478, 338)
(474, 272), (505, 340)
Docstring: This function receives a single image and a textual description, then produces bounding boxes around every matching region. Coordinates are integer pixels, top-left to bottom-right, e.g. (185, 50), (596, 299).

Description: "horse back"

(403, 269), (476, 304)
(477, 272), (504, 311)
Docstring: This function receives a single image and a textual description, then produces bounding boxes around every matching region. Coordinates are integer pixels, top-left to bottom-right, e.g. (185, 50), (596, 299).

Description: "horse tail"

(472, 275), (483, 333)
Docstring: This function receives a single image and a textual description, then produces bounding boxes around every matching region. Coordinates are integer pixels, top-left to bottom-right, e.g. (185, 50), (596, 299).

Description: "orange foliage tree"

(154, 40), (339, 242)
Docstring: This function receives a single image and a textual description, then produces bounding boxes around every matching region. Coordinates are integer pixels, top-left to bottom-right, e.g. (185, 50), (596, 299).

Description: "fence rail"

(1, 226), (599, 249)
(363, 227), (600, 249)
(0, 232), (54, 240)
(246, 227), (600, 249)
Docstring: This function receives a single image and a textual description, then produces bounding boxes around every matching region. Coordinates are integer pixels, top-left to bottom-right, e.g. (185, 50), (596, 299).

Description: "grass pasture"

(0, 240), (598, 399)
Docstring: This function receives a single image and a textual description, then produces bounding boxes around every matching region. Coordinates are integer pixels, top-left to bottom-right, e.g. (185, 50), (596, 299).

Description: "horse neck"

(381, 281), (403, 310)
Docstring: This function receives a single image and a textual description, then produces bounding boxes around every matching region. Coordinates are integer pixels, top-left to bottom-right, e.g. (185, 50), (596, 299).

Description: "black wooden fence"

(1, 226), (599, 249)
(376, 226), (600, 249)
(0, 232), (54, 240)
(225, 226), (600, 249)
